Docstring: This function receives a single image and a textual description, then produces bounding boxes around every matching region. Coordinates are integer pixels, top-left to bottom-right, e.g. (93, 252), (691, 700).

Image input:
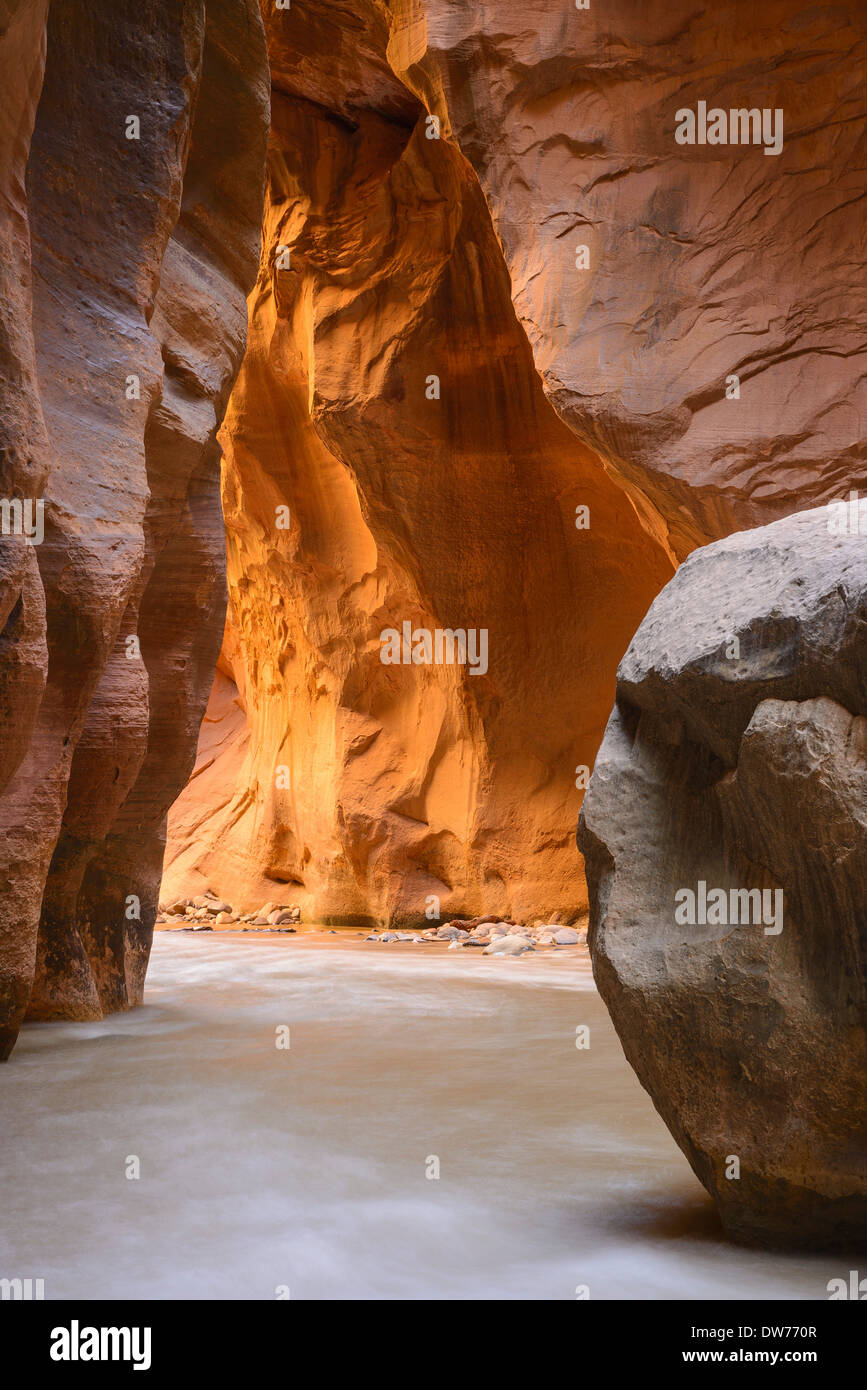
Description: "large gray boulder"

(578, 506), (867, 1247)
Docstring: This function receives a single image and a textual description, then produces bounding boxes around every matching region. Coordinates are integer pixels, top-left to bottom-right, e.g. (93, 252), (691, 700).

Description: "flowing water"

(0, 934), (843, 1300)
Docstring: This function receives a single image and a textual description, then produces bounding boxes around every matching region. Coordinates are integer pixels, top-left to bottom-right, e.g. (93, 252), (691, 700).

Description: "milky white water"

(0, 935), (844, 1299)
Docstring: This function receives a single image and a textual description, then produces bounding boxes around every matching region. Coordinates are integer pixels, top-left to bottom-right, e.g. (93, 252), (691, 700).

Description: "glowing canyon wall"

(165, 0), (864, 925)
(2, 0), (864, 1055)
(162, 2), (676, 924)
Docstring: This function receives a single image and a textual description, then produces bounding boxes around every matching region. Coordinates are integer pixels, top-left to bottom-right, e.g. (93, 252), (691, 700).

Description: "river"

(0, 935), (842, 1299)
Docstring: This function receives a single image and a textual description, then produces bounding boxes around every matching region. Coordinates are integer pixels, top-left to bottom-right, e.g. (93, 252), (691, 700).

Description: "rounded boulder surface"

(578, 507), (867, 1249)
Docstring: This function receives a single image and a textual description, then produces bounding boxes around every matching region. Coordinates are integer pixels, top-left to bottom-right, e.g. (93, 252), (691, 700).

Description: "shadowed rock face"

(161, 0), (673, 925)
(579, 508), (867, 1247)
(395, 0), (867, 559)
(0, 0), (52, 1053)
(0, 0), (269, 1057)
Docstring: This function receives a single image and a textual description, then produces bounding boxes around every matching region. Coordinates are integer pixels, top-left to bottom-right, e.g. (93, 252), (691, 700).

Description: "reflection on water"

(0, 936), (842, 1299)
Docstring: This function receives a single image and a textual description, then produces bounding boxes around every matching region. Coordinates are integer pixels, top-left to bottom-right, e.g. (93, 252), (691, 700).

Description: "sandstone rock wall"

(162, 0), (674, 925)
(0, 0), (269, 1057)
(0, 0), (53, 1058)
(6, 0), (864, 1045)
(167, 0), (865, 928)
(395, 0), (867, 558)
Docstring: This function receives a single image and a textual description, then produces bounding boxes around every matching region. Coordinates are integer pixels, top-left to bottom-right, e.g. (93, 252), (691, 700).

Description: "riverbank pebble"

(364, 916), (587, 956)
(157, 892), (301, 931)
(483, 934), (535, 956)
(157, 895), (587, 955)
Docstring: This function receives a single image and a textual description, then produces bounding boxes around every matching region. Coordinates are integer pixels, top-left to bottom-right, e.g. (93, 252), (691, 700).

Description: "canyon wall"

(162, 0), (674, 925)
(0, 0), (269, 1057)
(166, 0), (865, 926)
(4, 0), (863, 1046)
(394, 0), (866, 557)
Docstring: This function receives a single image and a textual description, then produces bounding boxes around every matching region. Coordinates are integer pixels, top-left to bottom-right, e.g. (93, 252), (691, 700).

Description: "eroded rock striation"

(162, 0), (673, 925)
(578, 507), (867, 1246)
(395, 0), (867, 558)
(5, 0), (865, 1096)
(0, 0), (269, 1057)
(166, 0), (866, 930)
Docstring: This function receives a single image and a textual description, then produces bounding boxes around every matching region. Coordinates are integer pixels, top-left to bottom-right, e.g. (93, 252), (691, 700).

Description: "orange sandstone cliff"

(161, 1), (675, 924)
(165, 0), (864, 924)
(2, 1), (864, 1053)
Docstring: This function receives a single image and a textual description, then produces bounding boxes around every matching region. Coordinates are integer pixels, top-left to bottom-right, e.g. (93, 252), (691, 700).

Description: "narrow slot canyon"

(0, 0), (865, 1310)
